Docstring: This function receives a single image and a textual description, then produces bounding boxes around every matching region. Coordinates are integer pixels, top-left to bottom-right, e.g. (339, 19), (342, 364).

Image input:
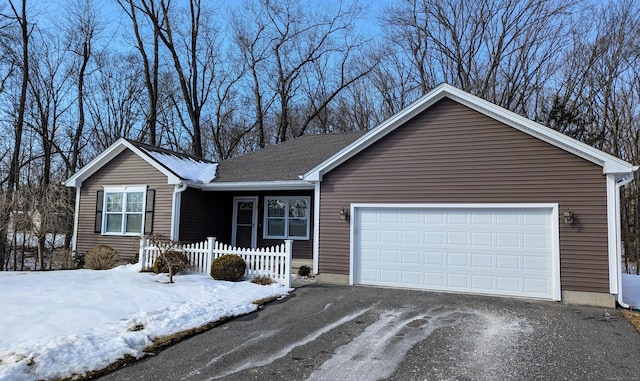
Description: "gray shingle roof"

(214, 132), (365, 182)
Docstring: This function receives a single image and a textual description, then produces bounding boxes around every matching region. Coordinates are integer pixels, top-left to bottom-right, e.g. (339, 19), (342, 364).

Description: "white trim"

(349, 203), (561, 301)
(312, 182), (320, 274)
(65, 138), (182, 187)
(263, 196), (311, 240)
(232, 196), (258, 248)
(606, 175), (619, 294)
(303, 83), (636, 181)
(196, 180), (314, 191)
(71, 187), (81, 253)
(101, 186), (147, 236)
(170, 184), (187, 241)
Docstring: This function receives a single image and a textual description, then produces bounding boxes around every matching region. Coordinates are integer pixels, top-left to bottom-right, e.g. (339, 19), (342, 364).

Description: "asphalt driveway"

(101, 283), (640, 380)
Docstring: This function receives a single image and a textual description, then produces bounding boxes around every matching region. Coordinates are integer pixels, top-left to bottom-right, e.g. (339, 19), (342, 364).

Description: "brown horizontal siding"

(179, 189), (232, 243)
(76, 150), (174, 263)
(319, 98), (609, 293)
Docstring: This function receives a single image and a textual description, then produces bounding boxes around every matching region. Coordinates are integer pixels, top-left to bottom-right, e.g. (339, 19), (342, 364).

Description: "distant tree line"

(0, 0), (638, 273)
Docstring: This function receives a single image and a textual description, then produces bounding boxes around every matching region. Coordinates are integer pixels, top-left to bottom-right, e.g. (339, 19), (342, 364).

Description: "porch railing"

(138, 236), (293, 288)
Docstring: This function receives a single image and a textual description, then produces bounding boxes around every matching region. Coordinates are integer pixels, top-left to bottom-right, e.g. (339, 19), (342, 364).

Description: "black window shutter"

(144, 189), (155, 234)
(95, 190), (104, 233)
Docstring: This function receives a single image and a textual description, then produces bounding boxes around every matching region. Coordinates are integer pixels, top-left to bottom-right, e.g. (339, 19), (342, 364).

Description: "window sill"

(264, 236), (309, 241)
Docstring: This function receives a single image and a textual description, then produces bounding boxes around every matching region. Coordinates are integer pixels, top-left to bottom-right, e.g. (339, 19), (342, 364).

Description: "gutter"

(170, 183), (188, 241)
(616, 172), (637, 308)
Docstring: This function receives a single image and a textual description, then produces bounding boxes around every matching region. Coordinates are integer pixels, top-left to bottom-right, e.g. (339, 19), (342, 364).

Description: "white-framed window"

(102, 186), (147, 235)
(264, 196), (310, 240)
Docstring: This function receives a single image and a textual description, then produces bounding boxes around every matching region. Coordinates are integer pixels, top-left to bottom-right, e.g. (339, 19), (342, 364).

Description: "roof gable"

(303, 84), (637, 182)
(65, 138), (218, 187)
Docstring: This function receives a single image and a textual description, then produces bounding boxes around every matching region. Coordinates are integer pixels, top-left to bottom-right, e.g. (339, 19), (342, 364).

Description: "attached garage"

(306, 84), (637, 307)
(351, 204), (560, 300)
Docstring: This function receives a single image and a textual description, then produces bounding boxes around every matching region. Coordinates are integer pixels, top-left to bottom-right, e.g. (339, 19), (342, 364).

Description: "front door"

(232, 197), (258, 248)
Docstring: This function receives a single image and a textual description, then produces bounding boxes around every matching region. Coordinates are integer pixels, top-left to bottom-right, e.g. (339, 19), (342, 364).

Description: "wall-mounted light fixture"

(339, 207), (350, 221)
(563, 209), (574, 224)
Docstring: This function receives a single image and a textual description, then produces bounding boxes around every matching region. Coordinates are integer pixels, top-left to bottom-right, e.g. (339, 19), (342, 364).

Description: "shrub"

(210, 254), (246, 281)
(297, 265), (311, 277)
(51, 248), (75, 270)
(84, 245), (119, 270)
(252, 275), (275, 285)
(152, 251), (190, 274)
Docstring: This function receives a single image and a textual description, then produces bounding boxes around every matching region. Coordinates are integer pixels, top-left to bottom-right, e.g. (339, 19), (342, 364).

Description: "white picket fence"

(138, 236), (293, 288)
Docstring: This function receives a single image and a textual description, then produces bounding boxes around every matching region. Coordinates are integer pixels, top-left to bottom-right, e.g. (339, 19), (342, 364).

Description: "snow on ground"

(622, 273), (640, 309)
(0, 265), (291, 381)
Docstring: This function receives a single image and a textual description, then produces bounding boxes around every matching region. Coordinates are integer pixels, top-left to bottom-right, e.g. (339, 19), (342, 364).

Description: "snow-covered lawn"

(0, 264), (291, 381)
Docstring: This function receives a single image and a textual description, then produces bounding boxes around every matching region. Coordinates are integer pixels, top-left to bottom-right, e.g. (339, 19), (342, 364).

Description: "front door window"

(233, 198), (257, 248)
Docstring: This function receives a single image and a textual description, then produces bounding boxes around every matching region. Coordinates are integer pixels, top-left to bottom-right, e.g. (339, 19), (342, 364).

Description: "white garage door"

(353, 205), (559, 300)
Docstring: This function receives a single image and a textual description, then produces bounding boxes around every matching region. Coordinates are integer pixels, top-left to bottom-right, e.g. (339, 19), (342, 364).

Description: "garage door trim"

(349, 203), (561, 301)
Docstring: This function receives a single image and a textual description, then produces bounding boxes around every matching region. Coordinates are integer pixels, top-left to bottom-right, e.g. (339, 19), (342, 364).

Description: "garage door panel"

(380, 249), (399, 263)
(471, 232), (493, 246)
(402, 230), (421, 244)
(425, 232), (444, 244)
(447, 231), (468, 245)
(497, 233), (520, 248)
(447, 273), (469, 288)
(424, 272), (445, 286)
(497, 277), (520, 292)
(360, 229), (378, 243)
(380, 269), (400, 283)
(472, 253), (494, 268)
(523, 256), (547, 272)
(447, 210), (469, 224)
(447, 252), (469, 267)
(402, 271), (421, 285)
(496, 254), (520, 270)
(425, 252), (445, 265)
(472, 275), (494, 290)
(354, 207), (556, 300)
(381, 230), (399, 243)
(523, 233), (549, 249)
(402, 250), (421, 264)
(497, 212), (519, 226)
(471, 212), (493, 225)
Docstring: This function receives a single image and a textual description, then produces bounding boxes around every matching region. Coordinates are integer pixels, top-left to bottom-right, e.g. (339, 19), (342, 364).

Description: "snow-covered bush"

(84, 245), (118, 270)
(210, 254), (246, 281)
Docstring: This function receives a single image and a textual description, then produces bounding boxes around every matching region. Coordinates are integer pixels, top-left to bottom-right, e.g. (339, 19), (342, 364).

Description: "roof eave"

(195, 180), (315, 191)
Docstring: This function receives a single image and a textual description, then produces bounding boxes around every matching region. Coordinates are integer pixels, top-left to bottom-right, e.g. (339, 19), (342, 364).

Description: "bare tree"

(234, 0), (375, 145)
(85, 52), (146, 152)
(147, 234), (189, 283)
(382, 0), (574, 114)
(134, 0), (218, 158)
(61, 0), (99, 177)
(118, 0), (161, 146)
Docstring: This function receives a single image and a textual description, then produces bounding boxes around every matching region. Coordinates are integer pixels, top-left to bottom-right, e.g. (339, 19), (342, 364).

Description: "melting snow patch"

(191, 307), (373, 380)
(308, 308), (461, 381)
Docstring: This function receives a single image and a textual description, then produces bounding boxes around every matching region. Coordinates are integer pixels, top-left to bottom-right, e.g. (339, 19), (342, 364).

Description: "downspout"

(312, 181), (320, 274)
(170, 183), (188, 241)
(71, 187), (81, 253)
(615, 171), (637, 308)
